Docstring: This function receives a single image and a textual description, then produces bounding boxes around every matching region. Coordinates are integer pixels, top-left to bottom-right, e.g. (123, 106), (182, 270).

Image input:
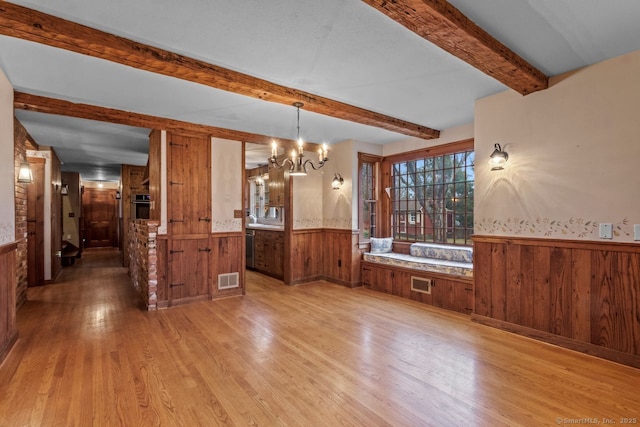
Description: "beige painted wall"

(475, 50), (640, 242)
(322, 140), (356, 230)
(292, 152), (323, 229)
(211, 137), (242, 232)
(0, 68), (14, 244)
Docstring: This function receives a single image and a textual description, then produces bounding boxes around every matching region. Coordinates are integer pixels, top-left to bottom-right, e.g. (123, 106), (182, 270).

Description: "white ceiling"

(3, 0), (640, 181)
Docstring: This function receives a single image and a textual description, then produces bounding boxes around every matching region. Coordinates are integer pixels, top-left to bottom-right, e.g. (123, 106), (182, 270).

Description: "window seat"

(363, 242), (473, 278)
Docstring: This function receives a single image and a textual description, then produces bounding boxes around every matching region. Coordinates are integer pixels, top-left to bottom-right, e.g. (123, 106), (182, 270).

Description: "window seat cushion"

(409, 242), (473, 264)
(363, 252), (473, 278)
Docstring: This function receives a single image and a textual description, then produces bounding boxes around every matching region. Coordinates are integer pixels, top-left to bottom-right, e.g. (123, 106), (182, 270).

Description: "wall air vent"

(411, 276), (432, 294)
(218, 272), (240, 290)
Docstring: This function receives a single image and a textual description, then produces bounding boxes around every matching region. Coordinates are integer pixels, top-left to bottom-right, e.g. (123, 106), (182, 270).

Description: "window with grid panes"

(391, 148), (474, 246)
(358, 154), (380, 241)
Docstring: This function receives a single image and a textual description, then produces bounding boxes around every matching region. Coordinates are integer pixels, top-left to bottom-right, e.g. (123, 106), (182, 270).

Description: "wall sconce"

(61, 184), (69, 195)
(331, 173), (344, 190)
(115, 191), (121, 200)
(17, 161), (33, 183)
(489, 143), (509, 170)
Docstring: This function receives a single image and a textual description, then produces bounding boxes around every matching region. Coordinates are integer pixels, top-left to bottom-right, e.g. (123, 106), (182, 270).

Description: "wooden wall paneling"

(350, 231), (363, 287)
(519, 245), (535, 329)
(210, 234), (244, 299)
(472, 235), (640, 368)
(392, 270), (409, 298)
(549, 247), (572, 337)
(148, 130), (161, 221)
(167, 133), (211, 236)
(505, 243), (521, 325)
(291, 230), (322, 284)
(193, 136), (211, 235)
(532, 246), (551, 332)
(121, 164), (147, 267)
(570, 249), (592, 342)
(167, 134), (186, 235)
(473, 240), (492, 316)
(375, 267), (393, 294)
(321, 229), (356, 285)
(489, 243), (506, 320)
(0, 243), (18, 364)
(591, 250), (615, 351)
(167, 238), (209, 305)
(609, 252), (640, 355)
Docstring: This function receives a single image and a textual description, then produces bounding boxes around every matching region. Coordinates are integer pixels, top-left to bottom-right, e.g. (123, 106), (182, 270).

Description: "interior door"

(167, 133), (211, 235)
(83, 187), (118, 248)
(167, 238), (210, 304)
(26, 159), (45, 287)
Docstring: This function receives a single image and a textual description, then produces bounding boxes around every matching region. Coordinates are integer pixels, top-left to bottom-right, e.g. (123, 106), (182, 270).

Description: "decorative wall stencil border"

(212, 219), (242, 232)
(26, 150), (50, 159)
(294, 218), (323, 229)
(474, 217), (632, 239)
(0, 222), (12, 244)
(323, 217), (352, 230)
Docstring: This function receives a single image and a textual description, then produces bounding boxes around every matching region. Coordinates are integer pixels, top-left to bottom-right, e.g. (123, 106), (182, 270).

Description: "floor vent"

(411, 276), (432, 294)
(218, 272), (240, 290)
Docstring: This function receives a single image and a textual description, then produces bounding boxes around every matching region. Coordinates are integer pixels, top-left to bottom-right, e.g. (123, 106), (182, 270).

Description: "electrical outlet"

(337, 259), (342, 267)
(634, 224), (640, 241)
(233, 210), (243, 218)
(599, 223), (613, 239)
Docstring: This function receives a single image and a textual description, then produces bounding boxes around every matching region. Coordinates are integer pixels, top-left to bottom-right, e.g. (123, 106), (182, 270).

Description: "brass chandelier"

(269, 102), (328, 176)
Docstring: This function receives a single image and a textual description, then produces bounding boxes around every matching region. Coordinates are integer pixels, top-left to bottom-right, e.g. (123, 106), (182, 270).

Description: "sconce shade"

(489, 143), (509, 170)
(331, 173), (344, 190)
(17, 161), (33, 183)
(61, 184), (69, 195)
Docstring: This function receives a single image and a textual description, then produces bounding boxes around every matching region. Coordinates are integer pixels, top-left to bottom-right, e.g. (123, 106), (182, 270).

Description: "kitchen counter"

(247, 223), (284, 231)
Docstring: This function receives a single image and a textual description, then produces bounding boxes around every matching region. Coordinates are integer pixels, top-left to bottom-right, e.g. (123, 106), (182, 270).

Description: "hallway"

(0, 248), (639, 426)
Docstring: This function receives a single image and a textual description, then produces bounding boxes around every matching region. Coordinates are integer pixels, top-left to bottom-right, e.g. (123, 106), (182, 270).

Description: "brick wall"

(128, 219), (159, 310)
(13, 118), (31, 309)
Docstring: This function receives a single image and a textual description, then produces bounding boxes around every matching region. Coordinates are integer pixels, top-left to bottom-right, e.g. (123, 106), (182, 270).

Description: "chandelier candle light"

(269, 102), (329, 176)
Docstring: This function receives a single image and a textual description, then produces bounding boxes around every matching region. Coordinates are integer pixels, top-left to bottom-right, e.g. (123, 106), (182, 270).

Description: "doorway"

(82, 187), (119, 248)
(26, 158), (45, 287)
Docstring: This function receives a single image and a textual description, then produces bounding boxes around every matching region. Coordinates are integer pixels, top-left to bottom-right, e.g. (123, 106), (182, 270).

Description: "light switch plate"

(634, 224), (640, 241)
(599, 223), (613, 239)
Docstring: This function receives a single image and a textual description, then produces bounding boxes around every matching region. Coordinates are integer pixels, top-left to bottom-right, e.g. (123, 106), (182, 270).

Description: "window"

(390, 142), (474, 246)
(358, 153), (381, 241)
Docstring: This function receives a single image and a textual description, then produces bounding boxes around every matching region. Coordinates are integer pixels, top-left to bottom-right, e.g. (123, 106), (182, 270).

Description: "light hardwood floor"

(0, 249), (638, 426)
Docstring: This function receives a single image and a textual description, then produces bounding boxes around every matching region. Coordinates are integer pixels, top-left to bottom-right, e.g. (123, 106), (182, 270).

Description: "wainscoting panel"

(0, 242), (17, 364)
(473, 235), (640, 367)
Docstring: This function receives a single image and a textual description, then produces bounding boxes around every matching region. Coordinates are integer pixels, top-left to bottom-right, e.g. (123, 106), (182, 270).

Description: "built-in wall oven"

(131, 194), (151, 219)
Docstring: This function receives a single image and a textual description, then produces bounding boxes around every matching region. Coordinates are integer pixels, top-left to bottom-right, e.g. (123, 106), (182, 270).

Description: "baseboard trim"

(0, 329), (18, 365)
(471, 314), (640, 369)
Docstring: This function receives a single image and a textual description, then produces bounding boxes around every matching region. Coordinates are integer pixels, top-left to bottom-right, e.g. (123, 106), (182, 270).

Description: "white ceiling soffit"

(447, 0), (640, 76)
(4, 0), (640, 181)
(16, 109), (150, 182)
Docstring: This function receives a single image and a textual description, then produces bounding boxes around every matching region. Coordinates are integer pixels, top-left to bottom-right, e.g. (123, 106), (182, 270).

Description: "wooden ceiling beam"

(362, 0), (548, 95)
(0, 2), (440, 140)
(14, 92), (313, 151)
